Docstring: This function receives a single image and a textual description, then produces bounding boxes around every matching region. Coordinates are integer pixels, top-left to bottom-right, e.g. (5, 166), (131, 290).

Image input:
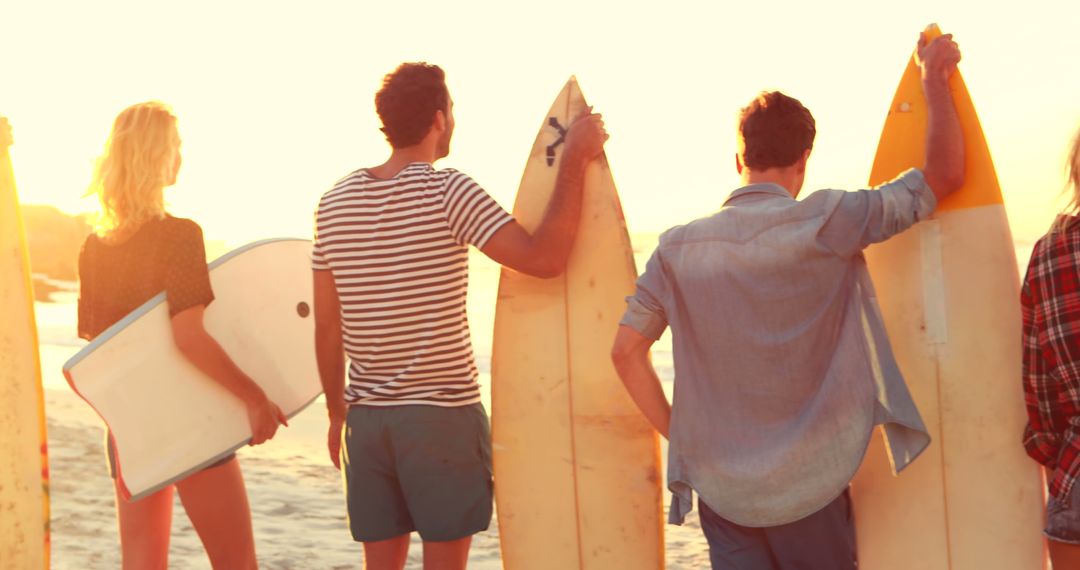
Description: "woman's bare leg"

(116, 483), (174, 570)
(176, 457), (258, 570)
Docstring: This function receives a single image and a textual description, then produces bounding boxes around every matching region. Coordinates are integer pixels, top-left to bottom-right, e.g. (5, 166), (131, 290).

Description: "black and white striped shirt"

(312, 162), (514, 407)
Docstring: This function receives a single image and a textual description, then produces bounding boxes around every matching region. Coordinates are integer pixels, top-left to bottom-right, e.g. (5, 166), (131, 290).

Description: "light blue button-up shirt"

(621, 169), (935, 527)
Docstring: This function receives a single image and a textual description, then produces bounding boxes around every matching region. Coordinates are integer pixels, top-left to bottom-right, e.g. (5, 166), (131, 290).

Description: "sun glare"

(2, 1), (1078, 245)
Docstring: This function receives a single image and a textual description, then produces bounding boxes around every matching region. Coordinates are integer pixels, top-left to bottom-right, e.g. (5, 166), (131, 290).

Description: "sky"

(3, 0), (1079, 247)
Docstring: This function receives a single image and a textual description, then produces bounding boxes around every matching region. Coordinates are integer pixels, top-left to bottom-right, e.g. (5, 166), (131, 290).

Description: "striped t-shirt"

(312, 162), (515, 407)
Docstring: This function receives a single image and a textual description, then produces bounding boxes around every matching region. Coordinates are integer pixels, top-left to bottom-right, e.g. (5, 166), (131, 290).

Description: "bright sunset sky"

(3, 0), (1079, 247)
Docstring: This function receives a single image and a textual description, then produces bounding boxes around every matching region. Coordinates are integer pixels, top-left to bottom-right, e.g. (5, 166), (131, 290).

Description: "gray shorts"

(1047, 489), (1080, 544)
(343, 403), (493, 542)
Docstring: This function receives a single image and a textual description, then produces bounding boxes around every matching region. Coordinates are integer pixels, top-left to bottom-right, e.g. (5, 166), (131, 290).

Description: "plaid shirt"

(1022, 215), (1080, 500)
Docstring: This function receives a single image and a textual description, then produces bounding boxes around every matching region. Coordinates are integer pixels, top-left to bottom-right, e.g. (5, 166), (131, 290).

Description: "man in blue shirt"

(612, 33), (964, 569)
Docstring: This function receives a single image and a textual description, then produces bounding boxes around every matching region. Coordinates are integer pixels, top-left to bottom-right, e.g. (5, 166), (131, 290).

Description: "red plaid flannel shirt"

(1022, 217), (1080, 500)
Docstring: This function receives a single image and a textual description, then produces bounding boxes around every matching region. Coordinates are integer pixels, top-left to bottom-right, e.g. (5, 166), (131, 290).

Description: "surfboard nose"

(923, 23), (943, 41)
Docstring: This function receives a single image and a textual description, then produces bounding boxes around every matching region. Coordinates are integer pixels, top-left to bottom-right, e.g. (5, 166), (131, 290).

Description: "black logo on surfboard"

(546, 117), (567, 167)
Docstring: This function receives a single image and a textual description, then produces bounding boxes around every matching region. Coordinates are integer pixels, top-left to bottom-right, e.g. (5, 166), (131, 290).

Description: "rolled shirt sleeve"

(620, 247), (670, 340)
(818, 168), (938, 256)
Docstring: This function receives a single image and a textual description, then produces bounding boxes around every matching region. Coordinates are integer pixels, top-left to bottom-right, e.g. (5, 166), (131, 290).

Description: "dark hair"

(738, 91), (816, 170)
(375, 63), (449, 148)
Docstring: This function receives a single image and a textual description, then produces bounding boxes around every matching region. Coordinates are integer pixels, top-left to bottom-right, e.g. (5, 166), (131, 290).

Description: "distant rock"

(21, 204), (91, 282)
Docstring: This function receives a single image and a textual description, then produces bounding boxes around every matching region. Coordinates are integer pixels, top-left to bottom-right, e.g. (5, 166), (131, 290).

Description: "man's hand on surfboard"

(916, 32), (962, 88)
(916, 29), (966, 198)
(564, 106), (609, 163)
(246, 394), (288, 446)
(0, 117), (11, 149)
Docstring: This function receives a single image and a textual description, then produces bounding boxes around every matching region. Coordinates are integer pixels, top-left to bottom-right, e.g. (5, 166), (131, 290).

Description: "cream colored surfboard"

(850, 25), (1047, 569)
(0, 121), (50, 569)
(491, 78), (664, 569)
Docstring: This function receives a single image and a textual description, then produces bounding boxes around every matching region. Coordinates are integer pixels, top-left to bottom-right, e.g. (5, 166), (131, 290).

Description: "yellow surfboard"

(850, 24), (1046, 569)
(0, 119), (51, 568)
(491, 78), (664, 569)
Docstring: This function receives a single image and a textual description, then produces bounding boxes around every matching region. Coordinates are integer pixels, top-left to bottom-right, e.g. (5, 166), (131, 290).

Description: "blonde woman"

(1022, 128), (1080, 569)
(77, 102), (287, 569)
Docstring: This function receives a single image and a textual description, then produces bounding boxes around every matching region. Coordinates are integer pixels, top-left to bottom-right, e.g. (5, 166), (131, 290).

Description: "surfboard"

(849, 24), (1047, 569)
(491, 78), (664, 569)
(0, 119), (50, 569)
(63, 238), (321, 501)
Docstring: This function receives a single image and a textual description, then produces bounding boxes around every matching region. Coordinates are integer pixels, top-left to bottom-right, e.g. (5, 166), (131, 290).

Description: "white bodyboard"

(63, 239), (321, 500)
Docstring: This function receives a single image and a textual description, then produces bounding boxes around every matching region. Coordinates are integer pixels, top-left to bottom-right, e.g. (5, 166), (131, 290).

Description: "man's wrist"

(327, 400), (347, 422)
(558, 150), (589, 175)
(922, 75), (950, 97)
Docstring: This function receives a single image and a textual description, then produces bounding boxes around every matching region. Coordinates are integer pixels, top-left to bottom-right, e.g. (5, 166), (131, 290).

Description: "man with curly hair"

(612, 34), (965, 569)
(311, 63), (607, 569)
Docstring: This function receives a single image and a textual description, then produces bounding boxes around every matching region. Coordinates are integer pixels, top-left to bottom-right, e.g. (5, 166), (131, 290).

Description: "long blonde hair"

(1053, 127), (1080, 232)
(88, 102), (179, 237)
